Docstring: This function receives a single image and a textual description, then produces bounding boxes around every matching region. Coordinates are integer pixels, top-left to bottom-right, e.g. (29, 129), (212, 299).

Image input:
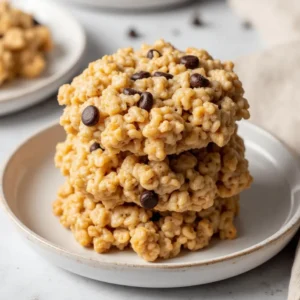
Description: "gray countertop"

(1, 0), (294, 299)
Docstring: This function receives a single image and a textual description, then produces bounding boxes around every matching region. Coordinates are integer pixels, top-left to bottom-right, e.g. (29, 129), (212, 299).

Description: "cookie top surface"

(59, 39), (250, 161)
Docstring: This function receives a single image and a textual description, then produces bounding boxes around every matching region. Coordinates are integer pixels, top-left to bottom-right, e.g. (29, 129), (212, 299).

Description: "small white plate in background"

(0, 0), (86, 116)
(59, 0), (190, 9)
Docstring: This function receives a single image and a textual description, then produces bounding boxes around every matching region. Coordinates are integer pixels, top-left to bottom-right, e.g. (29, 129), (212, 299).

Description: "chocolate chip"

(140, 191), (159, 209)
(81, 105), (99, 126)
(123, 88), (142, 95)
(150, 212), (161, 222)
(180, 55), (199, 69)
(128, 28), (140, 39)
(90, 142), (102, 152)
(33, 18), (40, 26)
(192, 16), (204, 27)
(147, 49), (162, 59)
(190, 73), (210, 88)
(153, 71), (173, 80)
(242, 21), (252, 30)
(138, 92), (154, 111)
(131, 71), (151, 81)
(0, 34), (3, 39)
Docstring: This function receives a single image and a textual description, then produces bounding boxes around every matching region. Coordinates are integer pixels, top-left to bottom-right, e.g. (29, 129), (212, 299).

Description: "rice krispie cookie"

(58, 39), (249, 161)
(53, 181), (240, 262)
(0, 2), (52, 85)
(55, 131), (252, 212)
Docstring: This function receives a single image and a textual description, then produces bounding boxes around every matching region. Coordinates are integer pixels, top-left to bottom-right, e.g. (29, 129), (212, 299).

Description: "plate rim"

(0, 0), (86, 103)
(59, 0), (191, 9)
(1, 121), (300, 269)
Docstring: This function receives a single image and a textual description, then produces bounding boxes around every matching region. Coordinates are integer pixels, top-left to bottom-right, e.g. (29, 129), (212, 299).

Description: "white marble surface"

(0, 0), (296, 299)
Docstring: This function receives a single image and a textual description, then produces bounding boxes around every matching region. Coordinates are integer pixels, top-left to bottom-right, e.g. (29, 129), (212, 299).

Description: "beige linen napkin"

(226, 1), (300, 297)
(289, 241), (300, 300)
(229, 3), (300, 296)
(234, 36), (300, 300)
(235, 40), (300, 157)
(229, 0), (300, 46)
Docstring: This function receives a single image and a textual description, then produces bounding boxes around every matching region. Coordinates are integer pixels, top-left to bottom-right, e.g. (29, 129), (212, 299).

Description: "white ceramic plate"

(1, 121), (300, 288)
(0, 0), (86, 116)
(60, 0), (190, 9)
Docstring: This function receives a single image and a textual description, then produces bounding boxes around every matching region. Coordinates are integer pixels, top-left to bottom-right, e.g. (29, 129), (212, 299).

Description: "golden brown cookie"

(0, 2), (53, 85)
(55, 131), (252, 212)
(58, 39), (249, 161)
(53, 181), (240, 262)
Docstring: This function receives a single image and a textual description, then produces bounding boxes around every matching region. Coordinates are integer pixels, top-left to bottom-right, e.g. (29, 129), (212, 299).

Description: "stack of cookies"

(53, 40), (252, 262)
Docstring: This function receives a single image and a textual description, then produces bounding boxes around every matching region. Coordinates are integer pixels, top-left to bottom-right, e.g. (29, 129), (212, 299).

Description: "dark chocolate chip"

(190, 73), (210, 88)
(0, 34), (3, 39)
(128, 28), (140, 39)
(153, 71), (173, 80)
(140, 191), (159, 209)
(138, 92), (154, 111)
(81, 105), (99, 126)
(123, 88), (142, 95)
(180, 55), (199, 69)
(147, 49), (162, 59)
(90, 142), (102, 152)
(150, 212), (161, 222)
(192, 16), (204, 27)
(131, 71), (151, 81)
(33, 18), (40, 26)
(242, 21), (252, 29)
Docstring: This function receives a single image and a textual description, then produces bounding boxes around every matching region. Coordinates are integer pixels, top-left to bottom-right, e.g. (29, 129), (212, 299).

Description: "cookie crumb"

(192, 15), (205, 27)
(127, 28), (141, 39)
(242, 20), (252, 29)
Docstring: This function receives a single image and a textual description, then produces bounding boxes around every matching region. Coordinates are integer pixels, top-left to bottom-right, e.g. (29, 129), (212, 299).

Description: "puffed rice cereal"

(58, 39), (249, 161)
(53, 40), (252, 262)
(55, 130), (252, 212)
(53, 181), (240, 262)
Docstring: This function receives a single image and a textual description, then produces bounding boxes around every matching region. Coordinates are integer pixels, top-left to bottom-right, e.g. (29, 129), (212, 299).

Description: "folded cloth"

(289, 241), (300, 300)
(235, 40), (300, 157)
(235, 40), (300, 300)
(229, 0), (300, 46)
